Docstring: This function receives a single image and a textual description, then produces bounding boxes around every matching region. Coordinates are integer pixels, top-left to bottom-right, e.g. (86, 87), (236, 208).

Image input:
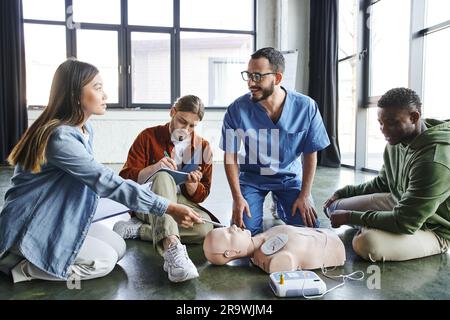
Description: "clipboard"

(144, 149), (202, 185)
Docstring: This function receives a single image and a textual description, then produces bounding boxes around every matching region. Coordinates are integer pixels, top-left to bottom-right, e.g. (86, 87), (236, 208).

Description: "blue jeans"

(240, 184), (320, 235)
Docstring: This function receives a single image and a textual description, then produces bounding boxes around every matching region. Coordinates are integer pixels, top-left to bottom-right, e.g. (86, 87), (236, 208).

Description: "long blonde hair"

(8, 59), (99, 173)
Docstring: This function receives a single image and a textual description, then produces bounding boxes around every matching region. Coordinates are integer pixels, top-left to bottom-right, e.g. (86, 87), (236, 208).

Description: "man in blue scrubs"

(220, 47), (330, 235)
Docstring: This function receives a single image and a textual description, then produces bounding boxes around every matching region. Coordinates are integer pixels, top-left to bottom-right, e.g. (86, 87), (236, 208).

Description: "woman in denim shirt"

(0, 59), (203, 283)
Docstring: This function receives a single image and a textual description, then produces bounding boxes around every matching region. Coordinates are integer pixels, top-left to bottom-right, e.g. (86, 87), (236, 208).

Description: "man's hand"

(166, 203), (203, 228)
(158, 156), (177, 170)
(329, 210), (351, 228)
(292, 195), (317, 227)
(323, 193), (339, 209)
(232, 196), (251, 228)
(138, 156), (178, 184)
(185, 169), (202, 185)
(184, 168), (202, 196)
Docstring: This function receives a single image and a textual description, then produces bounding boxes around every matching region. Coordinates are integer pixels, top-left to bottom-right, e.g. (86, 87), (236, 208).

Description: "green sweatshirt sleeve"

(334, 165), (390, 199)
(348, 161), (450, 234)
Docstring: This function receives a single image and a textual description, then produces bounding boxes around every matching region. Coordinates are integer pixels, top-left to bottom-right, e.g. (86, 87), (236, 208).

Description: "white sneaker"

(113, 217), (143, 239)
(163, 242), (199, 283)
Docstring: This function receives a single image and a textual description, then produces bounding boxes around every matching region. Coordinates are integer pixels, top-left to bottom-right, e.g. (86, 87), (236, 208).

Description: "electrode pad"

(261, 233), (289, 255)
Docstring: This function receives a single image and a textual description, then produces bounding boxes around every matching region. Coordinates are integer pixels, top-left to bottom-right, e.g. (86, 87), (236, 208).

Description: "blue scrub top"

(220, 88), (330, 189)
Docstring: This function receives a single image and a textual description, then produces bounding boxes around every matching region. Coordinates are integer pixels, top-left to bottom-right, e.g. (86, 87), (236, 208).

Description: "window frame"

(22, 0), (257, 110)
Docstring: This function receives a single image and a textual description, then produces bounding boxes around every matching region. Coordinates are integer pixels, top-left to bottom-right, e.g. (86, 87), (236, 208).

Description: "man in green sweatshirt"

(324, 87), (450, 262)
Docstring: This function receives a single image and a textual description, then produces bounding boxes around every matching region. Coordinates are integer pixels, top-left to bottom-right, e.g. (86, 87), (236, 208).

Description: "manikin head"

(377, 87), (423, 145)
(203, 225), (253, 265)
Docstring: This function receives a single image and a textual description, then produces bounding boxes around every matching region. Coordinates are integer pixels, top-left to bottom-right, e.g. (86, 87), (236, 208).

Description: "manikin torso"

(250, 225), (346, 273)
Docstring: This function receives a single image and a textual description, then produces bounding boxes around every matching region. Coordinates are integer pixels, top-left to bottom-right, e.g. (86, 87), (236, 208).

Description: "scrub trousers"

(241, 183), (320, 235)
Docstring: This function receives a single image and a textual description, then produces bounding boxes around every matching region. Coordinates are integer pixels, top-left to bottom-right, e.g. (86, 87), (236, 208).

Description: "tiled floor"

(0, 164), (449, 300)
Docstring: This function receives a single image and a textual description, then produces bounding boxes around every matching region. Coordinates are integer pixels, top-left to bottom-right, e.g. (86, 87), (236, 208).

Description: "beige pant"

(8, 223), (125, 283)
(330, 193), (449, 262)
(136, 172), (212, 255)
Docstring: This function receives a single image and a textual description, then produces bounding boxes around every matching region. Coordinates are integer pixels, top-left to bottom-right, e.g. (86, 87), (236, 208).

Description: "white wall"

(257, 0), (310, 93)
(27, 0), (310, 164)
(27, 109), (226, 164)
(288, 0), (310, 93)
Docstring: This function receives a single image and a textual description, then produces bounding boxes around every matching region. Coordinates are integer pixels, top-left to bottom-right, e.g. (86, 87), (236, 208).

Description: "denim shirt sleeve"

(46, 126), (168, 216)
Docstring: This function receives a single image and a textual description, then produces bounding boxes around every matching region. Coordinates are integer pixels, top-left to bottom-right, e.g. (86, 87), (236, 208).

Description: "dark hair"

(173, 95), (205, 121)
(378, 87), (422, 115)
(8, 58), (99, 172)
(251, 47), (285, 73)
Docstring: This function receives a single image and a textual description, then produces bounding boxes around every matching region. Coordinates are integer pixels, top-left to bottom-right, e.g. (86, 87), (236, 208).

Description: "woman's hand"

(166, 203), (203, 228)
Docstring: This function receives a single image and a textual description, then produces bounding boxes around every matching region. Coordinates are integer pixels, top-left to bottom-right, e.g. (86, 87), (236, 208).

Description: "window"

(180, 0), (254, 31)
(366, 107), (384, 170)
(22, 0), (65, 21)
(368, 0), (410, 97)
(338, 0), (358, 167)
(22, 0), (256, 109)
(76, 29), (119, 103)
(338, 58), (357, 166)
(425, 0), (450, 27)
(422, 0), (450, 120)
(180, 32), (253, 106)
(362, 0), (411, 170)
(72, 0), (121, 24)
(423, 28), (450, 120)
(131, 32), (171, 104)
(23, 24), (66, 106)
(128, 0), (173, 27)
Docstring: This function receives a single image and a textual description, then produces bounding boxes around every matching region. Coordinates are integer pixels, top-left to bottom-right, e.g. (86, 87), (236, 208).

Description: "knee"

(90, 247), (119, 279)
(116, 237), (126, 261)
(352, 229), (384, 262)
(248, 225), (263, 236)
(152, 172), (176, 185)
(151, 172), (177, 194)
(328, 199), (341, 212)
(102, 249), (119, 277)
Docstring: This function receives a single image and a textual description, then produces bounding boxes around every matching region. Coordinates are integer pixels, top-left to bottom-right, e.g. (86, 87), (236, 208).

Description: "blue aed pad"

(269, 270), (326, 298)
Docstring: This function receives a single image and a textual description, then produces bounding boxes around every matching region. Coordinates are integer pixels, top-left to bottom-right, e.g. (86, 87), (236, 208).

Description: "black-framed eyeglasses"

(241, 71), (277, 82)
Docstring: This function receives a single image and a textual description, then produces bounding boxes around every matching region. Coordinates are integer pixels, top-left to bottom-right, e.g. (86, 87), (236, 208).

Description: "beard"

(250, 81), (275, 102)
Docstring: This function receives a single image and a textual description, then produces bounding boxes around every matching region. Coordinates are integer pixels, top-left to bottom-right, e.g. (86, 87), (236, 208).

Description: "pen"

(201, 218), (227, 228)
(164, 151), (170, 158)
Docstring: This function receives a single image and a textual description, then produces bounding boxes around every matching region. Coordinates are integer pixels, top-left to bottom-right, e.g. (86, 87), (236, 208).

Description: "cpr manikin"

(203, 225), (346, 273)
